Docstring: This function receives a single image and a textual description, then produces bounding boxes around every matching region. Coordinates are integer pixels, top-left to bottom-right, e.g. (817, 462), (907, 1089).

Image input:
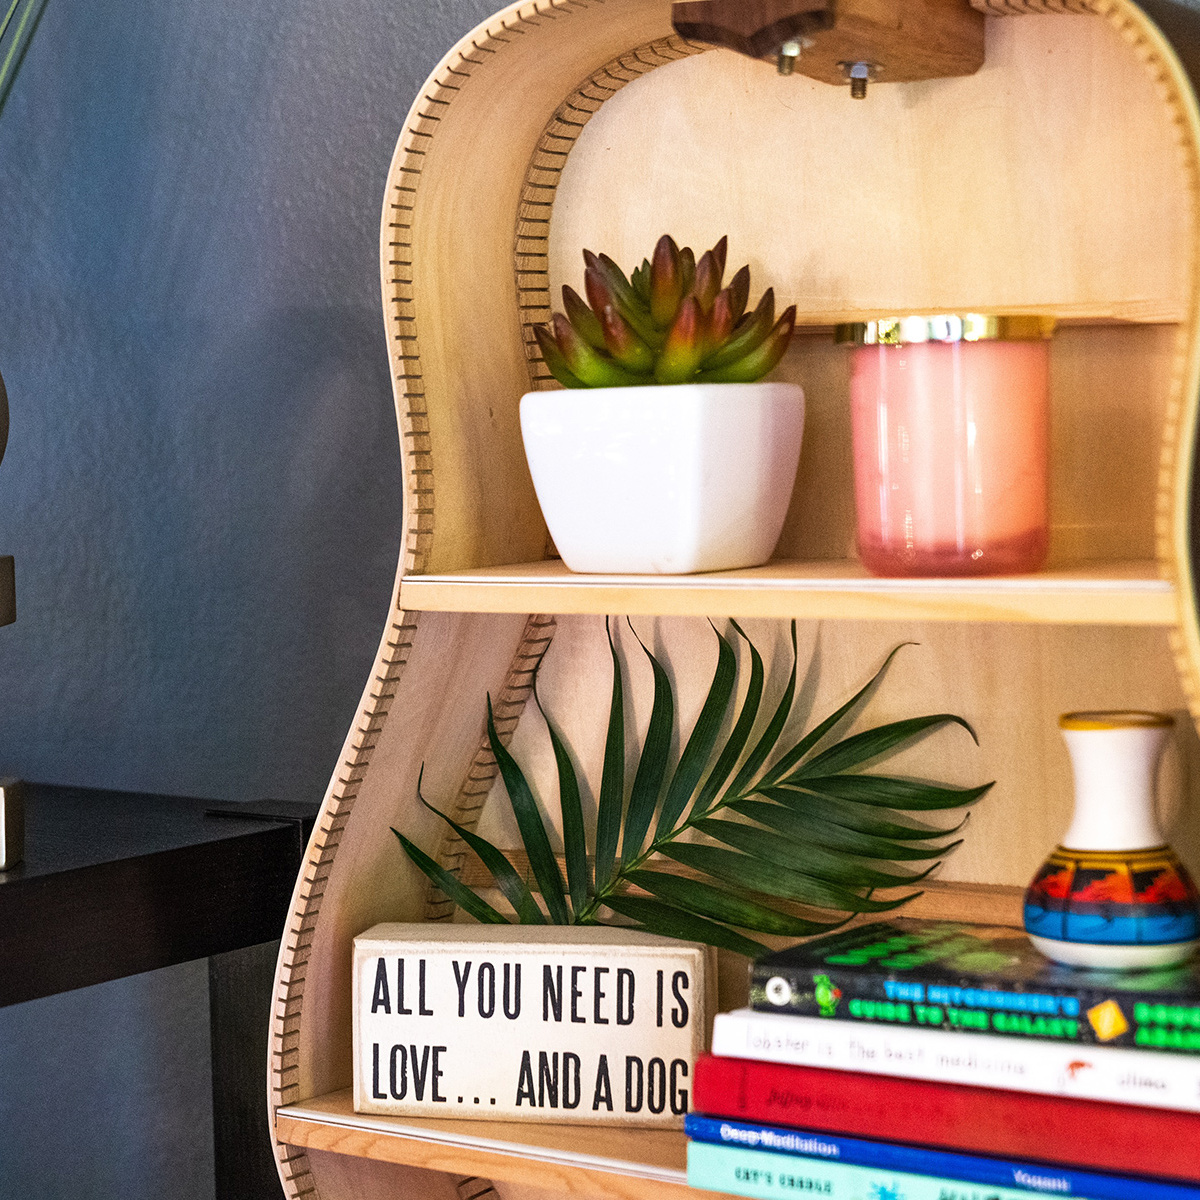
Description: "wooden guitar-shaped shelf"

(268, 3), (1200, 1199)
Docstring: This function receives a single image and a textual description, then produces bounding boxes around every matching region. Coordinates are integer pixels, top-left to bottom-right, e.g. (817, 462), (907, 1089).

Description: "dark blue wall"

(0, 1), (493, 1195)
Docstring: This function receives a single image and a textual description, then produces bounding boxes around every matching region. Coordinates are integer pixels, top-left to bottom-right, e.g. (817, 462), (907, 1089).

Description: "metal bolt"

(847, 61), (871, 98)
(777, 40), (801, 76)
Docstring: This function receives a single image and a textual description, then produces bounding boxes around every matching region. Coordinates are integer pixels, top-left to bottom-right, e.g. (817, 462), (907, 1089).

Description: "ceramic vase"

(1024, 711), (1200, 969)
(519, 382), (805, 575)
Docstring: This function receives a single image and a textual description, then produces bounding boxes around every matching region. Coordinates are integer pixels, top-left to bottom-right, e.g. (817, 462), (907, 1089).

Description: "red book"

(693, 1053), (1200, 1184)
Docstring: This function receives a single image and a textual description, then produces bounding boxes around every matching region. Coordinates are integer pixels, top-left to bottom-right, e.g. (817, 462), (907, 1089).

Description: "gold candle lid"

(1059, 710), (1174, 730)
(835, 314), (1057, 346)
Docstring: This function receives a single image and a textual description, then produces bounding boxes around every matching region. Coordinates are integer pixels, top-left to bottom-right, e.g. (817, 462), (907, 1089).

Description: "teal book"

(749, 918), (1200, 1054)
(687, 1140), (1076, 1200)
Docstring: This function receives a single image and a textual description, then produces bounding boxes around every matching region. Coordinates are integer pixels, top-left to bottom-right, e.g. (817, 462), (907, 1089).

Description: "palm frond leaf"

(0, 0), (47, 120)
(486, 695), (570, 923)
(593, 617), (626, 890)
(692, 815), (940, 891)
(659, 841), (921, 914)
(391, 828), (509, 925)
(729, 798), (963, 861)
(792, 714), (979, 778)
(619, 621), (674, 867)
(691, 618), (764, 817)
(416, 768), (545, 924)
(534, 681), (589, 915)
(784, 775), (994, 810)
(758, 786), (974, 840)
(601, 893), (767, 957)
(396, 621), (989, 955)
(654, 622), (736, 841)
(626, 869), (842, 938)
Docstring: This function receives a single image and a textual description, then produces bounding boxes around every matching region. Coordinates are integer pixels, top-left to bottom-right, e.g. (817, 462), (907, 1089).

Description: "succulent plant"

(534, 235), (797, 388)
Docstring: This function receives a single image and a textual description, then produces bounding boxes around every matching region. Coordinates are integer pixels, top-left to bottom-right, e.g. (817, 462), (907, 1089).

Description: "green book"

(749, 918), (1200, 1054)
(687, 1140), (1074, 1200)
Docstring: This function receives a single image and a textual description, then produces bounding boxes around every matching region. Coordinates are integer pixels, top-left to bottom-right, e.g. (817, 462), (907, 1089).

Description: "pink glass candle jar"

(839, 314), (1054, 577)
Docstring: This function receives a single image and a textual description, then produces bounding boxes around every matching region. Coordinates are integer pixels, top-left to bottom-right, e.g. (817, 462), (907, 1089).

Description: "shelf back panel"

(548, 14), (1192, 323)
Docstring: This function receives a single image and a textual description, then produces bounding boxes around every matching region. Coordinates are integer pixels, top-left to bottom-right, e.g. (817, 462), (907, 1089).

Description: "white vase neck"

(1060, 724), (1170, 851)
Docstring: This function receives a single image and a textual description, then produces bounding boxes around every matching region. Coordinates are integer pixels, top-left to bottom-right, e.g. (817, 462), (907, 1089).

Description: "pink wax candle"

(842, 315), (1052, 577)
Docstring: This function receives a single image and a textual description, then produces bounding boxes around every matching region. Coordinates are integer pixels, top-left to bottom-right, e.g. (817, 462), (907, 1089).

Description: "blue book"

(686, 1114), (1200, 1200)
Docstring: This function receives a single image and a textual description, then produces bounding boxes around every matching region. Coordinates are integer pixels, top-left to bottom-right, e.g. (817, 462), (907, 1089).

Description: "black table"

(0, 782), (318, 1200)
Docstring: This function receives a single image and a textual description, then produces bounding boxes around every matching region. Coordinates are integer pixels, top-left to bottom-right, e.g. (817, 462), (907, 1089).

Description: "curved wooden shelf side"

(271, 4), (1200, 1200)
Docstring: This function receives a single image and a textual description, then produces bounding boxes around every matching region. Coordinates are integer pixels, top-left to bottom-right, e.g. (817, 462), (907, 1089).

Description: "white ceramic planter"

(519, 382), (805, 574)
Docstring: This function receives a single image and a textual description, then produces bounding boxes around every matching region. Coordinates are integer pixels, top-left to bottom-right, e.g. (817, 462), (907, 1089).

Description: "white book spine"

(711, 1008), (1200, 1112)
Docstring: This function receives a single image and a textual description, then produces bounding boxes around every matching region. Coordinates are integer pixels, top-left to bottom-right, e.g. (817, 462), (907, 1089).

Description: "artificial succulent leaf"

(599, 304), (655, 374)
(679, 246), (696, 297)
(727, 265), (751, 324)
(562, 284), (607, 350)
(551, 313), (643, 388)
(696, 306), (796, 384)
(532, 324), (586, 388)
(704, 288), (737, 359)
(654, 295), (706, 383)
(709, 235), (728, 280)
(702, 288), (776, 369)
(649, 234), (684, 328)
(693, 248), (723, 312)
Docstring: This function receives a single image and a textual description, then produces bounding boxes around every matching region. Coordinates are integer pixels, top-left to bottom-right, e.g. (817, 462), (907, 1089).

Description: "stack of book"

(686, 919), (1200, 1200)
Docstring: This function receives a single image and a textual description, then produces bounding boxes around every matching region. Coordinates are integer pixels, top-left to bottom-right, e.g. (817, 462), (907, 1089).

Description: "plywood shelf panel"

(277, 1090), (715, 1200)
(398, 559), (1175, 625)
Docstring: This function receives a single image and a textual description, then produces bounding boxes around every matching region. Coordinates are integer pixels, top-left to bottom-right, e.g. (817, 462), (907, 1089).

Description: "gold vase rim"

(1059, 710), (1174, 730)
(834, 314), (1057, 345)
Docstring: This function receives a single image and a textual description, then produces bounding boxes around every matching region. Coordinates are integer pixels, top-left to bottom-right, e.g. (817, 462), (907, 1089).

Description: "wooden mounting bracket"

(671, 0), (985, 90)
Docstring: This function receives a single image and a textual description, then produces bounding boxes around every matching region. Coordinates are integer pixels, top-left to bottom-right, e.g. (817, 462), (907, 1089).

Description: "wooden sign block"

(353, 924), (714, 1127)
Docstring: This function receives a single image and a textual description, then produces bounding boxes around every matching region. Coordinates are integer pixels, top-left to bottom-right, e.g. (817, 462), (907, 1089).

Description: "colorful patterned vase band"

(1024, 845), (1200, 947)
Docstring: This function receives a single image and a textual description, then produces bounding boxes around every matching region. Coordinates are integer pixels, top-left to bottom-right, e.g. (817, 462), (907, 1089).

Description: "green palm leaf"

(391, 828), (509, 924)
(593, 617), (625, 890)
(0, 0), (46, 120)
(601, 893), (767, 957)
(654, 623), (736, 841)
(758, 643), (913, 789)
(620, 622), (674, 866)
(692, 618), (764, 816)
(659, 841), (921, 913)
(729, 798), (963, 861)
(793, 714), (979, 778)
(726, 621), (798, 797)
(415, 768), (545, 923)
(626, 869), (842, 937)
(399, 623), (987, 953)
(487, 696), (570, 923)
(758, 786), (973, 840)
(534, 681), (589, 915)
(786, 775), (994, 810)
(693, 816), (940, 890)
